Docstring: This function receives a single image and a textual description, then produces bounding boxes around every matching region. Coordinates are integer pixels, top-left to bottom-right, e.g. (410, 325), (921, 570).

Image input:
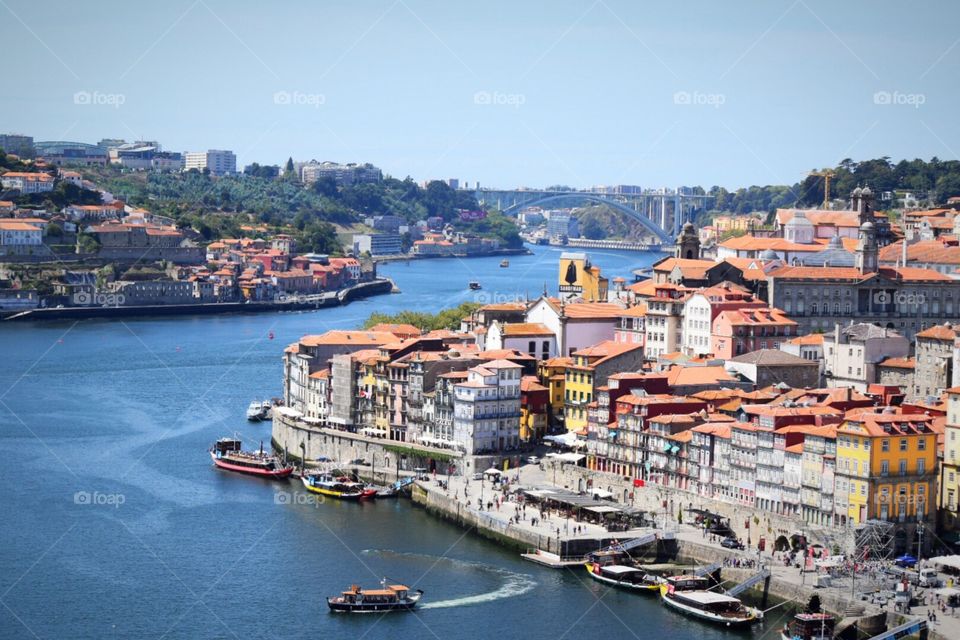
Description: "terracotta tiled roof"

(916, 324), (958, 340)
(501, 322), (554, 337)
(562, 302), (625, 319)
(879, 356), (915, 369)
(299, 330), (400, 347)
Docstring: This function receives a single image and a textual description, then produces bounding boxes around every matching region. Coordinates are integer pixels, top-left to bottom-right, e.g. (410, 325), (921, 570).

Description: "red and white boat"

(209, 438), (294, 479)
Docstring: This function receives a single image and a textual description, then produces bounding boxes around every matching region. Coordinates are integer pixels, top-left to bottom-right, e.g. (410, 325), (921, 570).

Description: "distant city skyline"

(2, 0), (959, 190)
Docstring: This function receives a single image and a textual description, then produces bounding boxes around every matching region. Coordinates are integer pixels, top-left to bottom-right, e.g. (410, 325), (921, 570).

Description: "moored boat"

(301, 473), (377, 500)
(246, 400), (267, 421)
(781, 612), (835, 640)
(209, 438), (293, 479)
(327, 580), (423, 613)
(500, 259), (509, 267)
(586, 562), (663, 592)
(659, 576), (762, 627)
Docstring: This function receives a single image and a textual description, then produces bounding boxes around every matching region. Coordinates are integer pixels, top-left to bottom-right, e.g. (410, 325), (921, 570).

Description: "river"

(0, 245), (775, 639)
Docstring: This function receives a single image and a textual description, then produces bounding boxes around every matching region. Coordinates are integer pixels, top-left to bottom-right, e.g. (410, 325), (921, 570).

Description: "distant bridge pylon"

(475, 188), (713, 244)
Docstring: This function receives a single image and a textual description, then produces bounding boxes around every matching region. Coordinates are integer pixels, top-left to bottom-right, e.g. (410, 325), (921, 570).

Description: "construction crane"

(807, 170), (835, 209)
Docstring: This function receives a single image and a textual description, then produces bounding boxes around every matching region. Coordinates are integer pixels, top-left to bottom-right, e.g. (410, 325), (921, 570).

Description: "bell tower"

(676, 222), (700, 259)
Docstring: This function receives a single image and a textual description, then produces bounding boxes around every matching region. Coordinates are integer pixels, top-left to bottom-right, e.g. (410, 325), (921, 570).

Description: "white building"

(184, 150), (236, 176)
(0, 220), (43, 246)
(484, 321), (556, 360)
(0, 172), (55, 194)
(453, 360), (522, 455)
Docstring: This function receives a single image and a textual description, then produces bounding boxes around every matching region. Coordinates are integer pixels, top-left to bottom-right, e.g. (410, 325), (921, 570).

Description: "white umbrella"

(483, 468), (503, 476)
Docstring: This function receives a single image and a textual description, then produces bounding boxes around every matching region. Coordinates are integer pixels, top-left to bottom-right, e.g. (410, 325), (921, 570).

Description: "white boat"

(260, 400), (273, 420)
(585, 562), (663, 592)
(660, 585), (762, 627)
(246, 400), (266, 421)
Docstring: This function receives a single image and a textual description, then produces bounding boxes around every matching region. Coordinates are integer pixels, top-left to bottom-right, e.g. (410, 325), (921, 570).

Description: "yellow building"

(836, 411), (938, 546)
(713, 214), (764, 234)
(942, 389), (960, 535)
(562, 341), (644, 433)
(558, 252), (608, 302)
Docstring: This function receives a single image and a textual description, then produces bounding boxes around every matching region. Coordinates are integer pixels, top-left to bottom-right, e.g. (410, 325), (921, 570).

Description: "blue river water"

(0, 245), (779, 639)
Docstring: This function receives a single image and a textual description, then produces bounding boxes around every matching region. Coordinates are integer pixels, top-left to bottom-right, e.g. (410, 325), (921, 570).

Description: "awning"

(551, 452), (585, 463)
(591, 489), (614, 499)
(934, 587), (960, 597)
(583, 505), (621, 514)
(662, 442), (672, 451)
(929, 555), (960, 571)
(670, 446), (680, 454)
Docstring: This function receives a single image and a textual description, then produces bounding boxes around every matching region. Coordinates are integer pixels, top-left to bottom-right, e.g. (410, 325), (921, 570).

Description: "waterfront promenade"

(409, 462), (960, 640)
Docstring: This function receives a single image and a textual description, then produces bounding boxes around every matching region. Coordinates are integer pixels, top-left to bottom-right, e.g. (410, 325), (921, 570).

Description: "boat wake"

(361, 550), (537, 610)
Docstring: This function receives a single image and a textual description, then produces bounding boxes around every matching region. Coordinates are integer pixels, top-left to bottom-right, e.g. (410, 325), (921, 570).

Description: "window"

(917, 437), (926, 451)
(918, 459), (925, 475)
(899, 438), (908, 452)
(881, 460), (889, 475)
(899, 459), (907, 475)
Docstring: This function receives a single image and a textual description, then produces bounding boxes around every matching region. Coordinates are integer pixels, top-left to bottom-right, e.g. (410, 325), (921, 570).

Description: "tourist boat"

(500, 259), (509, 267)
(246, 400), (267, 421)
(327, 580), (423, 613)
(209, 438), (294, 479)
(659, 577), (762, 627)
(468, 281), (482, 290)
(585, 562), (663, 592)
(301, 473), (377, 500)
(781, 612), (835, 640)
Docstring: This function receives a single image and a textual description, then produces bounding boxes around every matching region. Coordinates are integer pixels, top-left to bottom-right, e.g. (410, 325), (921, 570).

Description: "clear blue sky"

(2, 0), (958, 190)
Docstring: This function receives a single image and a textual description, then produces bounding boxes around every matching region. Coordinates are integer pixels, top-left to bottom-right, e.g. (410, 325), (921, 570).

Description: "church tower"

(851, 185), (874, 226)
(855, 220), (878, 274)
(676, 222), (700, 259)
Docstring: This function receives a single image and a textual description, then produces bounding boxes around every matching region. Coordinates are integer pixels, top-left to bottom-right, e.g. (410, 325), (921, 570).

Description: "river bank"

(2, 277), (394, 321)
(373, 246), (532, 263)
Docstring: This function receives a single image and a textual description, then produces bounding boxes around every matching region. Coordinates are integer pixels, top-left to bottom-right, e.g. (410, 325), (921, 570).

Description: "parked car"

(525, 456), (540, 465)
(720, 537), (744, 550)
(348, 458), (369, 466)
(472, 472), (484, 481)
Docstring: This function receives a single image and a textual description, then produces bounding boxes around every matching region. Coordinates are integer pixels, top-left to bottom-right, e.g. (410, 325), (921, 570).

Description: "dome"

(852, 187), (863, 197)
(682, 221), (695, 234)
(760, 248), (778, 261)
(861, 186), (872, 197)
(860, 221), (875, 232)
(785, 211), (813, 227)
(828, 234), (843, 248)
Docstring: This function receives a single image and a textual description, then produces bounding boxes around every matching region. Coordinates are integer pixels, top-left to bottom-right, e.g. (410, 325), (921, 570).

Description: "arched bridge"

(475, 188), (712, 244)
